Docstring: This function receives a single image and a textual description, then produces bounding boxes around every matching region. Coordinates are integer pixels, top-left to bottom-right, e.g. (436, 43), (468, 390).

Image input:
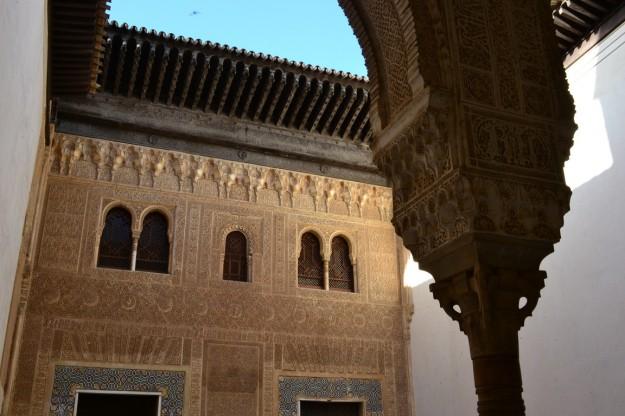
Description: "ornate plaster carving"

(49, 133), (393, 222)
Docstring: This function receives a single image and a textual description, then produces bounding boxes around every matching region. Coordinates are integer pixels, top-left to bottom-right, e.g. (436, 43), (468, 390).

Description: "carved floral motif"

(393, 173), (570, 260)
(375, 109), (453, 209)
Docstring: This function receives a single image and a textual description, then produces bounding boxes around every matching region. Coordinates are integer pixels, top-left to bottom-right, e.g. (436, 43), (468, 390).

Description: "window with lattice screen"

(97, 207), (133, 270)
(136, 211), (170, 273)
(298, 232), (324, 289)
(329, 236), (354, 292)
(223, 231), (249, 282)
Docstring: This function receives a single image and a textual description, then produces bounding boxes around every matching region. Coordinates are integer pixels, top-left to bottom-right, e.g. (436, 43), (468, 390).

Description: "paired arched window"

(97, 207), (170, 273)
(223, 231), (249, 282)
(97, 207), (133, 269)
(329, 236), (354, 292)
(297, 232), (355, 292)
(136, 212), (170, 273)
(297, 232), (324, 289)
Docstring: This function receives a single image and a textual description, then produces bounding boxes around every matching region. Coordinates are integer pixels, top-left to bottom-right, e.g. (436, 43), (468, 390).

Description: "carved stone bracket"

(421, 234), (553, 416)
(425, 235), (550, 345)
(431, 266), (546, 341)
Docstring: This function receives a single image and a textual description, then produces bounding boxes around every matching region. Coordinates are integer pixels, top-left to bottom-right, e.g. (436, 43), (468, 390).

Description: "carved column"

(323, 260), (330, 291)
(420, 235), (551, 416)
(372, 1), (575, 414)
(130, 234), (140, 271)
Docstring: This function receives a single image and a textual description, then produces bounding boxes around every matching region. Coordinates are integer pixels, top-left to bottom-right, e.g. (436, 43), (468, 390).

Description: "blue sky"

(109, 0), (367, 76)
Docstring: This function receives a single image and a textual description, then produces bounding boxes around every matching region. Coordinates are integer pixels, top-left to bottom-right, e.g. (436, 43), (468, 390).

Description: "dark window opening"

(97, 207), (133, 270)
(136, 212), (170, 273)
(298, 232), (324, 289)
(300, 401), (362, 416)
(223, 231), (249, 282)
(75, 392), (159, 416)
(329, 236), (355, 292)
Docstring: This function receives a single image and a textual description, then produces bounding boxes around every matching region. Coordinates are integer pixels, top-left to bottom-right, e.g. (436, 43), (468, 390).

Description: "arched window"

(97, 207), (133, 270)
(136, 211), (170, 273)
(223, 231), (249, 282)
(329, 236), (354, 292)
(298, 232), (324, 289)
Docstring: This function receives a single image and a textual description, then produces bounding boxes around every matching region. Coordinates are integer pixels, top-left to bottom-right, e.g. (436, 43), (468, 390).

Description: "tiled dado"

(50, 365), (186, 416)
(278, 376), (383, 416)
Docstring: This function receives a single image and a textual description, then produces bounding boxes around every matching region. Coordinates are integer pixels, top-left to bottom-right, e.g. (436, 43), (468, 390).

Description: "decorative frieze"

(394, 173), (570, 259)
(49, 133), (393, 221)
(467, 112), (557, 174)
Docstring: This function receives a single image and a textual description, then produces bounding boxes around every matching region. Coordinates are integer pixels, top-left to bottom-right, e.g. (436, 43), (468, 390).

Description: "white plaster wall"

(408, 22), (625, 416)
(0, 0), (46, 355)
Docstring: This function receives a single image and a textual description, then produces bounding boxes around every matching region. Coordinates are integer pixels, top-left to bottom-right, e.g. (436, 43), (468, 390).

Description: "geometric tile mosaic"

(278, 376), (383, 416)
(49, 366), (185, 416)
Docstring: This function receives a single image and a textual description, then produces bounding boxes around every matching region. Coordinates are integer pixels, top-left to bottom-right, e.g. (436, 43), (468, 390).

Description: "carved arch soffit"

(337, 0), (449, 130)
(99, 201), (137, 233)
(137, 205), (175, 241)
(219, 224), (255, 255)
(328, 231), (358, 264)
(296, 227), (328, 261)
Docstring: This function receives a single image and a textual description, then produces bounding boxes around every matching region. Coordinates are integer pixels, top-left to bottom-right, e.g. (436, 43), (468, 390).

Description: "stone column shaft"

(131, 236), (139, 271)
(323, 260), (330, 290)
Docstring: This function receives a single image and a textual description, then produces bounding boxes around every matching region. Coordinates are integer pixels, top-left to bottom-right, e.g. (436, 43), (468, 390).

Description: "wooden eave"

(49, 0), (109, 96)
(96, 22), (373, 144)
(553, 0), (625, 56)
(48, 1), (624, 141)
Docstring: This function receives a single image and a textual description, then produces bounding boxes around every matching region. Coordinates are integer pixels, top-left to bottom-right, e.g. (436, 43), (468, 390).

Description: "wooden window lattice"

(223, 231), (249, 282)
(136, 212), (170, 273)
(298, 232), (324, 289)
(97, 207), (133, 270)
(329, 236), (354, 292)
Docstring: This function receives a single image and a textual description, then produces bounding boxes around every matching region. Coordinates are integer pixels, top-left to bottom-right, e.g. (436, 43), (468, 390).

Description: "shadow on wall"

(406, 23), (625, 416)
(404, 257), (474, 416)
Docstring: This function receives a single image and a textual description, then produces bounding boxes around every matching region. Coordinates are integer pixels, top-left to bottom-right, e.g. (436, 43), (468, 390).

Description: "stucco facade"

(9, 134), (412, 415)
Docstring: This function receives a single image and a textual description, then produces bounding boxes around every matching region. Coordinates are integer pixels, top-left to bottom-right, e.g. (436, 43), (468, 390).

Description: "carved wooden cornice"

(49, 0), (109, 96)
(553, 0), (624, 55)
(49, 134), (393, 221)
(97, 22), (372, 144)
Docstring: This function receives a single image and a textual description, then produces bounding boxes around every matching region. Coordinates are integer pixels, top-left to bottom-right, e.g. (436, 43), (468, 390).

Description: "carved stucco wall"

(8, 134), (412, 416)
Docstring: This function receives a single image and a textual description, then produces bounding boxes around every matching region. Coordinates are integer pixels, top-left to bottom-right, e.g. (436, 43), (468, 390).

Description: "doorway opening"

(300, 400), (363, 416)
(75, 391), (161, 416)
